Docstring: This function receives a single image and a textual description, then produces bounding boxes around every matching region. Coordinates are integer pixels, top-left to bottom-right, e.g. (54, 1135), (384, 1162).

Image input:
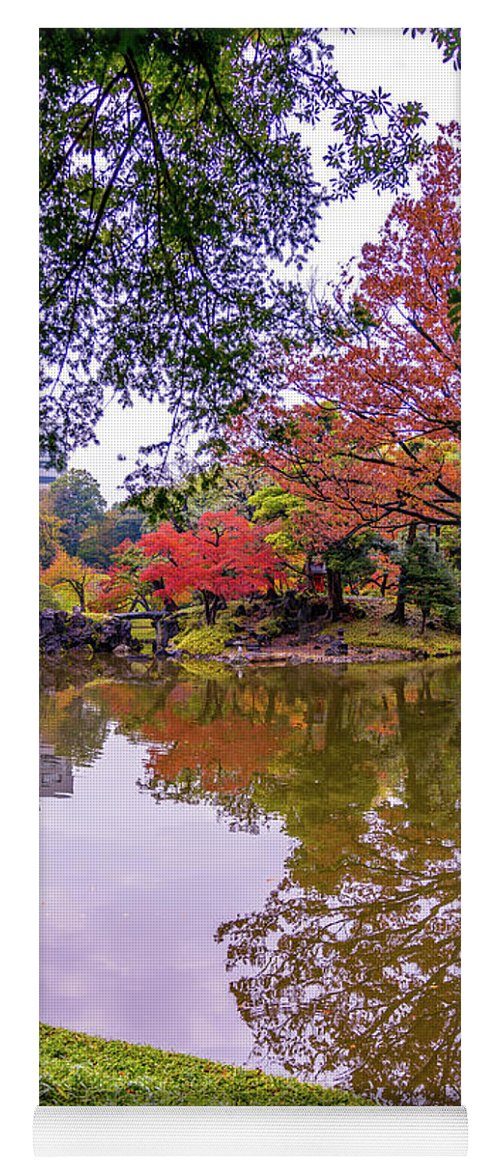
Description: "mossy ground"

(322, 606), (460, 656)
(172, 621), (234, 656)
(40, 1024), (369, 1106)
(248, 597), (460, 659)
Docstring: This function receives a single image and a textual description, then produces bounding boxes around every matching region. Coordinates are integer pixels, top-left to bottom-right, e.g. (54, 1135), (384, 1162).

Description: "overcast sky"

(68, 28), (460, 505)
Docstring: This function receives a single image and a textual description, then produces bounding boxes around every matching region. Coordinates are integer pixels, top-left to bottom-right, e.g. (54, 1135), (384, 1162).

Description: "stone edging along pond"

(212, 646), (459, 667)
(40, 1024), (371, 1107)
(39, 609), (460, 666)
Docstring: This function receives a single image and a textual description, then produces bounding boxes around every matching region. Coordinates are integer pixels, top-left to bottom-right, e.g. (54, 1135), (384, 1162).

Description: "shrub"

(173, 624), (234, 656)
(39, 582), (61, 610)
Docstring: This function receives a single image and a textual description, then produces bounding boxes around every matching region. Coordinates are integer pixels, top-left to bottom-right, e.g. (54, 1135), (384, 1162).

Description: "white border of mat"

(33, 1106), (468, 1157)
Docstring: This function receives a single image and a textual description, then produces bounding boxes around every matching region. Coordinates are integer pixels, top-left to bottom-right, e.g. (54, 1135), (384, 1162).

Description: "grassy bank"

(325, 613), (460, 656)
(40, 1025), (370, 1106)
(171, 597), (460, 660)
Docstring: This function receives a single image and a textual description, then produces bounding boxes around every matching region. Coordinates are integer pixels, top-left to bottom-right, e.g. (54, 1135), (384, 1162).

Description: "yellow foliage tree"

(41, 546), (98, 611)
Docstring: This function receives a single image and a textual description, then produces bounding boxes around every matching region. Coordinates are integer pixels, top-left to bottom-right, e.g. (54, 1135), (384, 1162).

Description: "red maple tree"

(137, 511), (288, 623)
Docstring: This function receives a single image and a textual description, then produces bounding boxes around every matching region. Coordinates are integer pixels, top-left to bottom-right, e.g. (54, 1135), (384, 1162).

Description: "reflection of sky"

(40, 730), (292, 1065)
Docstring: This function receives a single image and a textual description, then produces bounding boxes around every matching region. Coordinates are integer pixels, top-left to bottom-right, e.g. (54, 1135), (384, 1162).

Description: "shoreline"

(40, 597), (461, 669)
(208, 647), (459, 667)
(40, 644), (461, 670)
(40, 1024), (371, 1107)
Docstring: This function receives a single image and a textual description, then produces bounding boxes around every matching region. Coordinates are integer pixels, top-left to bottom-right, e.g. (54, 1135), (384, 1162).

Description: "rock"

(40, 610), (140, 656)
(40, 633), (63, 656)
(324, 634), (349, 656)
(162, 617), (179, 641)
(95, 616), (134, 652)
(65, 613), (95, 647)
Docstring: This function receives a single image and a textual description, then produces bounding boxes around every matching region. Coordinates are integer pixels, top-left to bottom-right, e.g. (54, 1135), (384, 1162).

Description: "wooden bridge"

(110, 610), (180, 656)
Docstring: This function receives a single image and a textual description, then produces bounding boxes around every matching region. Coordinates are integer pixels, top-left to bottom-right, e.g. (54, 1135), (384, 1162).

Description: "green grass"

(340, 616), (460, 656)
(317, 598), (460, 657)
(125, 617), (157, 648)
(39, 1024), (370, 1106)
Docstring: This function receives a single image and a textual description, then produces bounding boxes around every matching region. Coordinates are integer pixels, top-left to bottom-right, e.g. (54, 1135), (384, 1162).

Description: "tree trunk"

(202, 592), (212, 625)
(389, 521), (417, 624)
(380, 572), (388, 598)
(74, 581), (86, 610)
(202, 591), (219, 625)
(326, 568), (344, 620)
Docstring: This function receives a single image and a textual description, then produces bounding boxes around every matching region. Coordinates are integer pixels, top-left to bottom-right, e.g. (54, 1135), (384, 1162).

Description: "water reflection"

(40, 743), (74, 798)
(40, 686), (109, 767)
(217, 809), (459, 1104)
(40, 659), (460, 1103)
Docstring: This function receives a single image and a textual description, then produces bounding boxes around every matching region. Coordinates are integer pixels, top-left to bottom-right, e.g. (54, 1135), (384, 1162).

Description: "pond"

(40, 658), (460, 1105)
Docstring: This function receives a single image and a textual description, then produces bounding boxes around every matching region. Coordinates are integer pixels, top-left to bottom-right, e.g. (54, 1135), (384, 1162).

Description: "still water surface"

(40, 659), (460, 1104)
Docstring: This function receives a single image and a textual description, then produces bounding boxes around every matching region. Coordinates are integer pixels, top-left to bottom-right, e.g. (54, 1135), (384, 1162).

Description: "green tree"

(400, 531), (459, 631)
(39, 489), (64, 568)
(78, 505), (146, 567)
(40, 27), (452, 470)
(39, 582), (60, 610)
(49, 470), (106, 555)
(403, 27), (461, 69)
(133, 465), (269, 530)
(323, 534), (393, 616)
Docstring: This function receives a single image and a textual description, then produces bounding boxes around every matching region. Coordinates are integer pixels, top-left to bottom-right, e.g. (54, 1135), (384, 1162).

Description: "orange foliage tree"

(230, 128), (460, 546)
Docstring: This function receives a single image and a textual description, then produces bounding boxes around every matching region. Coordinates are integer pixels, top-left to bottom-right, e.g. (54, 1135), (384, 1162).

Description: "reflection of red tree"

(99, 679), (289, 790)
(147, 712), (285, 792)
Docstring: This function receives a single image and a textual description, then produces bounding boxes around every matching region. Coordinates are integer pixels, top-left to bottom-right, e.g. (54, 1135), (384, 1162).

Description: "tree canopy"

(230, 129), (460, 542)
(48, 469), (106, 554)
(137, 510), (288, 623)
(78, 504), (146, 567)
(40, 27), (457, 472)
(41, 545), (98, 610)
